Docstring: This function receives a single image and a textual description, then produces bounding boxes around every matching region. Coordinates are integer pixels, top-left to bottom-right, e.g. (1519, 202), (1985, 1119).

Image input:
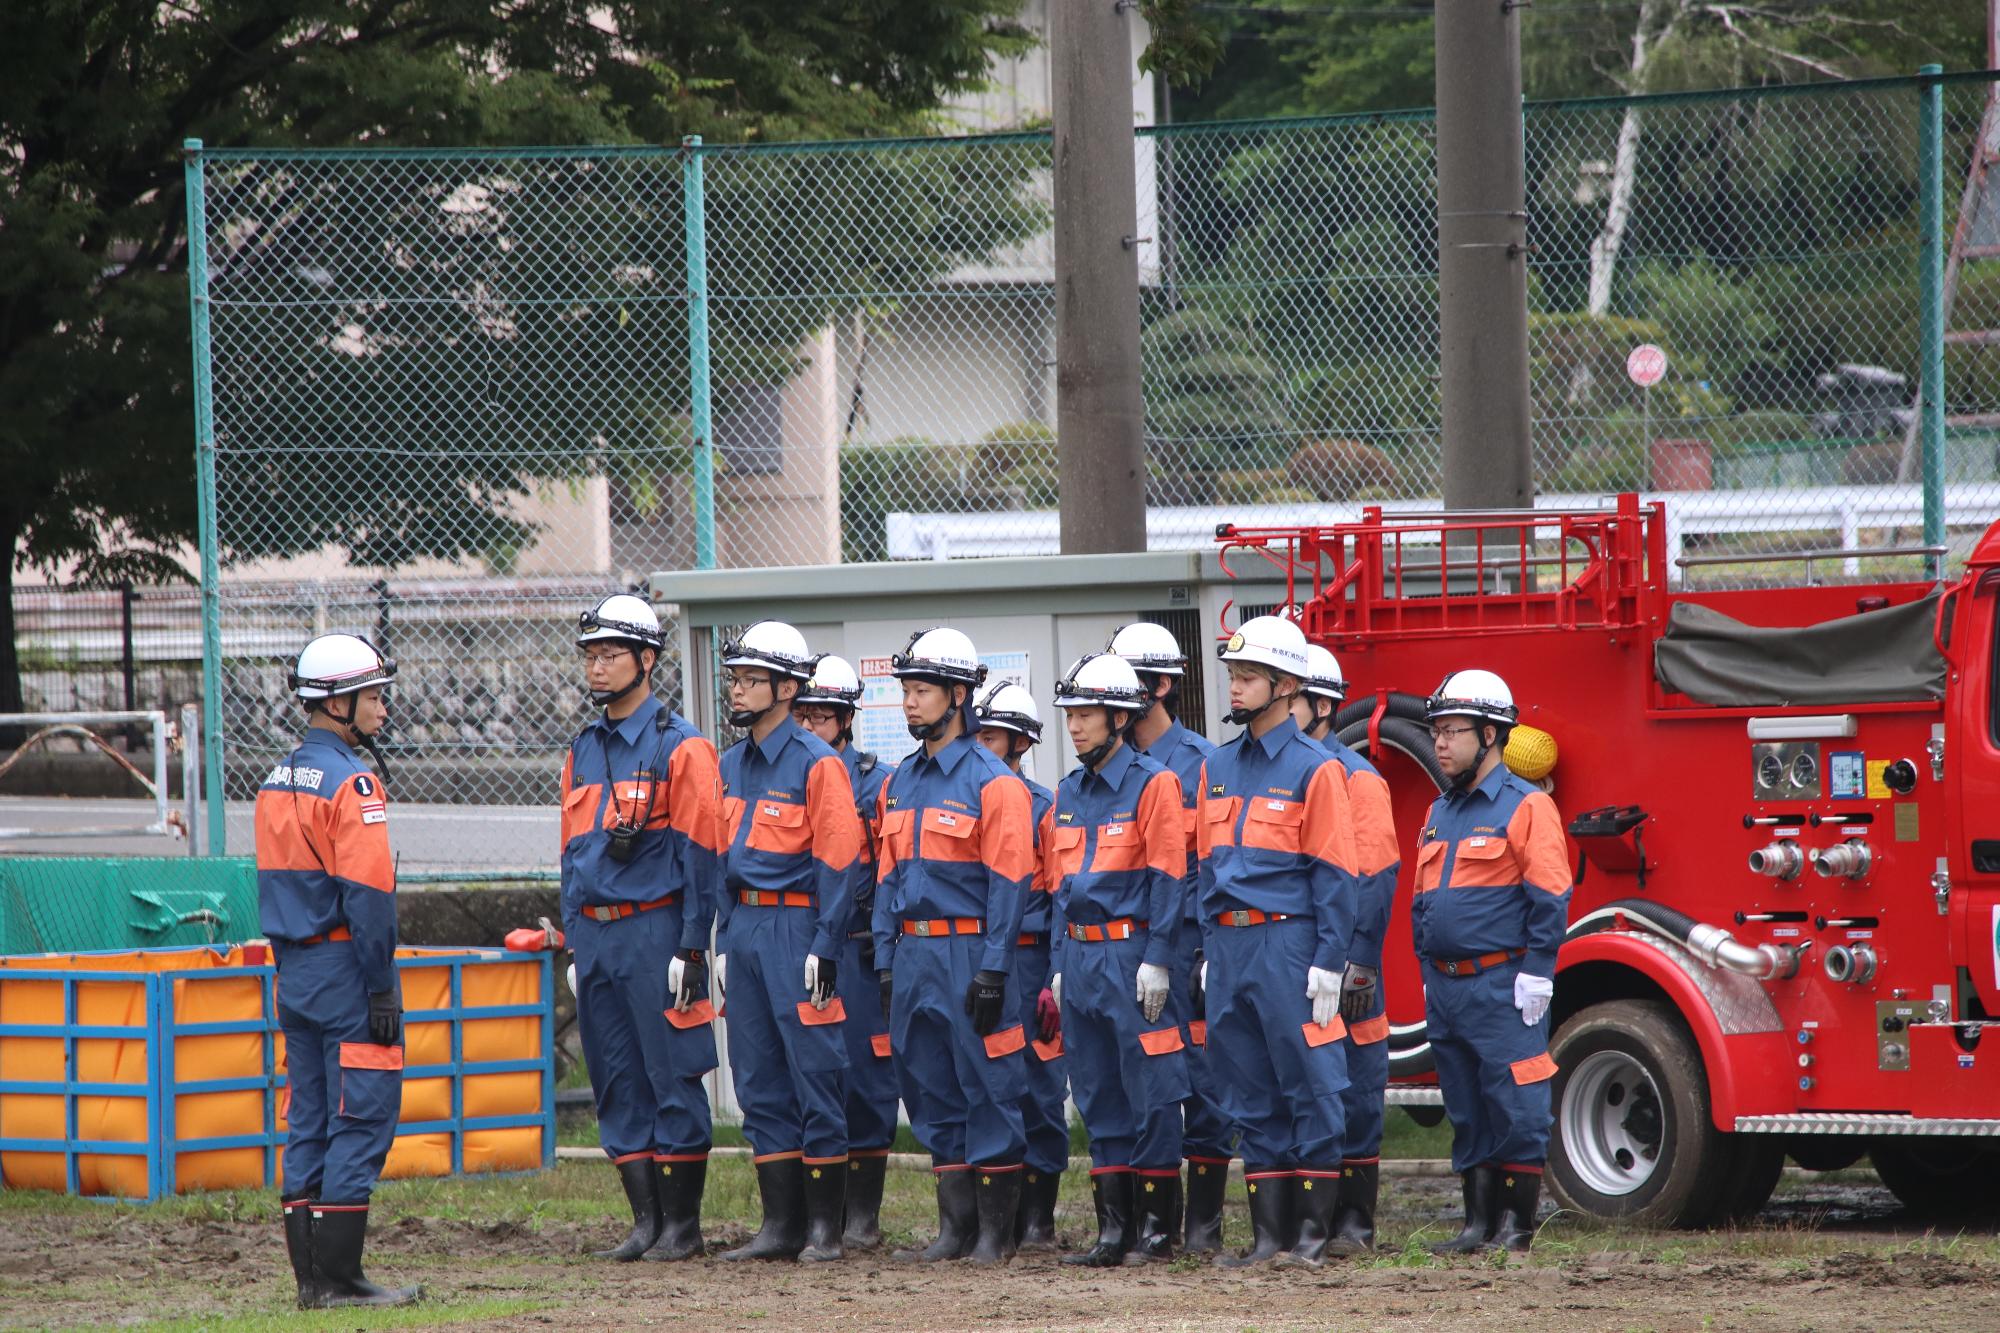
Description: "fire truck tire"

(1868, 1139), (2000, 1217)
(1706, 1134), (1784, 1225)
(1546, 999), (1725, 1228)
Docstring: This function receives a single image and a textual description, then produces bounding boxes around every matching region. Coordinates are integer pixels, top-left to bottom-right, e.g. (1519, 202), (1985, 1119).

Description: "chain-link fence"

(187, 72), (2000, 870)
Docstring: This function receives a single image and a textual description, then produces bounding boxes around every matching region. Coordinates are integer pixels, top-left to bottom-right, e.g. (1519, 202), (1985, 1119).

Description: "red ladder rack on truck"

(1216, 493), (2000, 1226)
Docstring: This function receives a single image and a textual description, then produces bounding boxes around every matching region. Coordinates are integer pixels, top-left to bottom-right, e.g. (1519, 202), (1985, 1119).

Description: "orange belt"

(1018, 932), (1046, 947)
(901, 917), (983, 938)
(738, 890), (815, 908)
(1431, 947), (1526, 977)
(1216, 909), (1292, 928)
(582, 894), (679, 923)
(1067, 918), (1145, 942)
(294, 925), (352, 946)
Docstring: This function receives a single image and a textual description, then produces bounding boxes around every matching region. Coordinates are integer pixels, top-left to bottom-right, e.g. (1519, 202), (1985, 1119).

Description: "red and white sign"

(1626, 343), (1668, 387)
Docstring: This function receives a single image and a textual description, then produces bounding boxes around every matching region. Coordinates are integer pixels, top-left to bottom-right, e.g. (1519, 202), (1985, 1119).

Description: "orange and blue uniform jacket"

(559, 695), (721, 947)
(1412, 763), (1570, 977)
(255, 731), (398, 994)
(1043, 746), (1187, 967)
(717, 718), (862, 961)
(871, 735), (1037, 977)
(1196, 717), (1360, 974)
(1324, 743), (1399, 973)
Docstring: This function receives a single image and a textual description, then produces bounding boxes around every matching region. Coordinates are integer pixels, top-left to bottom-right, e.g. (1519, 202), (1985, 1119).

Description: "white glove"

(565, 960), (577, 997)
(1515, 972), (1553, 1026)
(1306, 966), (1343, 1029)
(804, 954), (833, 1009)
(667, 954), (687, 1001)
(1199, 958), (1208, 997)
(1135, 962), (1170, 1024)
(714, 952), (728, 1001)
(1050, 972), (1063, 1011)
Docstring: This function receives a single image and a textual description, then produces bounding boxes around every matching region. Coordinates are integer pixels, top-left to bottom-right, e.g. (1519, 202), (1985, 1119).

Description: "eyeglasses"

(579, 647), (632, 665)
(795, 707), (841, 726)
(724, 672), (773, 692)
(1429, 725), (1479, 742)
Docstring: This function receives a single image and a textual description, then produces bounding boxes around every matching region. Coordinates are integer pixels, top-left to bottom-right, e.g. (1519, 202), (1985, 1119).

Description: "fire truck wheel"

(1706, 1134), (1784, 1225)
(1784, 1137), (1867, 1173)
(1868, 1139), (2000, 1217)
(1546, 999), (1724, 1228)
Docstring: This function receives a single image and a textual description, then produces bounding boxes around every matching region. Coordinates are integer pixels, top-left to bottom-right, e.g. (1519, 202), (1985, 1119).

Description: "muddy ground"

(3, 1164), (1997, 1331)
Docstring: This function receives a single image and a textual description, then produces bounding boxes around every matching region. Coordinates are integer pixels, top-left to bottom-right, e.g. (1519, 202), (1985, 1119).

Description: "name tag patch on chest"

(1467, 836), (1490, 848)
(934, 812), (959, 827)
(1104, 823), (1125, 837)
(763, 804), (785, 818)
(360, 805), (387, 826)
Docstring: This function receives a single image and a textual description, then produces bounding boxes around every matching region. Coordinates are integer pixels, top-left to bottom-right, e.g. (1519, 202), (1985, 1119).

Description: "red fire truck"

(1217, 494), (1998, 1225)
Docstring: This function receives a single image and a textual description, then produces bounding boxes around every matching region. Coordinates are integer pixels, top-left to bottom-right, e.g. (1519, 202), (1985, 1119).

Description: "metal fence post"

(683, 135), (716, 571)
(1919, 65), (1946, 579)
(182, 139), (226, 855)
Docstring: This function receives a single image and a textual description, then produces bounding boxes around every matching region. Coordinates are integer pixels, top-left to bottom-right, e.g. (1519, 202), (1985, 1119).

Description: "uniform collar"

(596, 693), (663, 745)
(924, 732), (979, 776)
(1451, 760), (1512, 805)
(300, 727), (360, 762)
(754, 715), (800, 764)
(1147, 720), (1194, 757)
(1253, 715), (1301, 759)
(1084, 740), (1137, 790)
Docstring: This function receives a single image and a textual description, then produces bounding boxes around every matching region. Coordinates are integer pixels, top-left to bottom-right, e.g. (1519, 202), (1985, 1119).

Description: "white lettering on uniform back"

(265, 765), (325, 791)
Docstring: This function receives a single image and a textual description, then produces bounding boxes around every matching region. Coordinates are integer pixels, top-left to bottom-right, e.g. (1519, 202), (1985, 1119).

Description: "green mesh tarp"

(0, 858), (258, 955)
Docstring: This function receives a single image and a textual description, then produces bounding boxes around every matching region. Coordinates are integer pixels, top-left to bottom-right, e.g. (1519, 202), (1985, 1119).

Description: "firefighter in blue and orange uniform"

(1044, 653), (1189, 1267)
(872, 627), (1037, 1267)
(562, 594), (723, 1264)
(1291, 643), (1400, 1257)
(971, 682), (1066, 1251)
(258, 632), (419, 1309)
(792, 652), (898, 1251)
(1415, 669), (1572, 1255)
(713, 621), (863, 1262)
(1196, 615), (1361, 1268)
(1109, 620), (1231, 1253)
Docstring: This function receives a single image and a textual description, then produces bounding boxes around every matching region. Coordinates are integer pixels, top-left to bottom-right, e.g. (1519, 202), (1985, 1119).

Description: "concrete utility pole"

(1436, 0), (1534, 509)
(1053, 0), (1148, 553)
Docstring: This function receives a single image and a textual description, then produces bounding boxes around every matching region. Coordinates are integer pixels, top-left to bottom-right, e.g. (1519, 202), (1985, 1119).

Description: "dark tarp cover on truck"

(1653, 587), (1946, 707)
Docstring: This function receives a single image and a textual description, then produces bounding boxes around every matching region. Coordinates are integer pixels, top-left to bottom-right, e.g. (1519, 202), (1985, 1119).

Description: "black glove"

(367, 990), (402, 1046)
(1188, 950), (1205, 1021)
(674, 949), (707, 1008)
(964, 969), (1007, 1036)
(1339, 963), (1380, 1025)
(809, 954), (838, 1007)
(879, 970), (894, 1023)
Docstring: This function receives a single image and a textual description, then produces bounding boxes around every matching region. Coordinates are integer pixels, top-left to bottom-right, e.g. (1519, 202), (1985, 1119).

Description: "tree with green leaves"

(1, 0), (1034, 718)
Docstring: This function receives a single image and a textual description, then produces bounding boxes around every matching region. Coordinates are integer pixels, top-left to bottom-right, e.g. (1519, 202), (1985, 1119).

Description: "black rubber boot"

(1326, 1160), (1379, 1256)
(896, 1168), (977, 1262)
(1217, 1170), (1293, 1268)
(1062, 1171), (1134, 1268)
(1014, 1168), (1061, 1252)
(799, 1159), (848, 1262)
(642, 1156), (707, 1262)
(282, 1198), (318, 1309)
(1274, 1168), (1339, 1268)
(1431, 1165), (1498, 1254)
(842, 1155), (888, 1252)
(592, 1157), (663, 1260)
(309, 1205), (421, 1307)
(720, 1157), (807, 1261)
(1182, 1159), (1228, 1254)
(968, 1167), (1024, 1267)
(1122, 1171), (1180, 1265)
(1484, 1168), (1542, 1253)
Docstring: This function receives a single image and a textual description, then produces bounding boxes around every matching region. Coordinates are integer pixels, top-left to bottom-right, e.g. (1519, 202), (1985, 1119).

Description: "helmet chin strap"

(318, 695), (392, 782)
(1078, 713), (1129, 770)
(585, 649), (650, 709)
(1226, 683), (1292, 727)
(1447, 724), (1495, 790)
(906, 682), (968, 742)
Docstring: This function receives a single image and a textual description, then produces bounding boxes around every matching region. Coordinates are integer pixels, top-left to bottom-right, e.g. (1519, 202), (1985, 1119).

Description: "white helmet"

(891, 627), (986, 687)
(289, 633), (396, 700)
(975, 682), (1043, 741)
(722, 620), (815, 680)
(1303, 644), (1347, 702)
(1107, 622), (1187, 677)
(797, 653), (863, 709)
(577, 593), (663, 651)
(1217, 615), (1311, 679)
(1054, 653), (1151, 712)
(1425, 669), (1518, 727)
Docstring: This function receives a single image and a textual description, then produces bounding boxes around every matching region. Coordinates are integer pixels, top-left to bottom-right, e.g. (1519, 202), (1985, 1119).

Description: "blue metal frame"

(0, 948), (555, 1202)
